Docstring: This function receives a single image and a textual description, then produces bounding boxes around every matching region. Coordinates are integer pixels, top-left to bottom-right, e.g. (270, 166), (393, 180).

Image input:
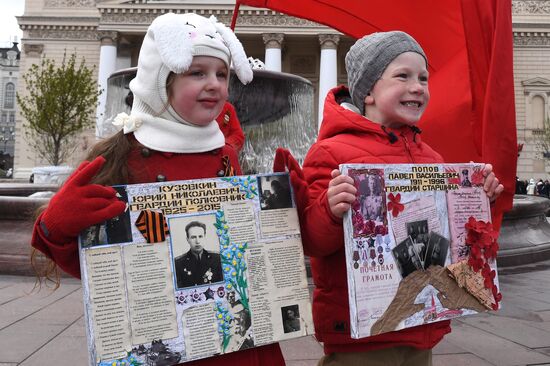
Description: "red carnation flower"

(387, 193), (404, 217)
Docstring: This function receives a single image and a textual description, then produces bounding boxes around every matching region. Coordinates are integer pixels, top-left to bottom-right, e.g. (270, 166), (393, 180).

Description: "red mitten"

(273, 147), (310, 213)
(40, 156), (127, 243)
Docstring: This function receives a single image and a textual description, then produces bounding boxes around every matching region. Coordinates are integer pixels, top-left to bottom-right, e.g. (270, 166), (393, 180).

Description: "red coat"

(216, 102), (245, 153)
(301, 86), (450, 354)
(31, 134), (284, 366)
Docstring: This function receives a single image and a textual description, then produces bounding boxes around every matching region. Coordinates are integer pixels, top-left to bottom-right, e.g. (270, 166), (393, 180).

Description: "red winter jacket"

(216, 102), (245, 153)
(301, 86), (451, 355)
(31, 133), (285, 366)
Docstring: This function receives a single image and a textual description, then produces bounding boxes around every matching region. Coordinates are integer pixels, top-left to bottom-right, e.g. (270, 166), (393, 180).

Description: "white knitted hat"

(129, 12), (253, 118)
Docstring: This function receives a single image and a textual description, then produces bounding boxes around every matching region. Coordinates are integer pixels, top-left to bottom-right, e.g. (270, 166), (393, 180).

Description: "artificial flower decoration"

(112, 112), (143, 134)
(464, 216), (501, 310)
(215, 301), (233, 351)
(444, 167), (461, 185)
(364, 220), (376, 235)
(351, 199), (361, 213)
(374, 224), (388, 236)
(470, 168), (485, 186)
(387, 193), (404, 217)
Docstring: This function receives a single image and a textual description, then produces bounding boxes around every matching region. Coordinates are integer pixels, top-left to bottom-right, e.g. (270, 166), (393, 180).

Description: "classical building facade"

(513, 1), (550, 179)
(12, 0), (550, 180)
(0, 40), (19, 172)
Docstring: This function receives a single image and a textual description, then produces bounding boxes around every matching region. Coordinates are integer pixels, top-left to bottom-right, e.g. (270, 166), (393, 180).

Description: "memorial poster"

(341, 163), (500, 339)
(78, 173), (313, 365)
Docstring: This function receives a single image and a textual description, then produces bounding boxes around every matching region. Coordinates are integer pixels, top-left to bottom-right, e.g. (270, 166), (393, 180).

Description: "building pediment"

(96, 0), (137, 5)
(97, 0), (235, 5)
(522, 77), (550, 87)
(95, 1), (334, 35)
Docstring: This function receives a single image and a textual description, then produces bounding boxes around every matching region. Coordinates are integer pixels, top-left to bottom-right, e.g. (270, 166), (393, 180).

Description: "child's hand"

(40, 156), (127, 243)
(482, 163), (504, 202)
(328, 169), (357, 218)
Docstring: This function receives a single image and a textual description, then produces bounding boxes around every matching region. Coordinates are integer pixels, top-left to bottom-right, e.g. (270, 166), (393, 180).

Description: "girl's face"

(169, 56), (229, 126)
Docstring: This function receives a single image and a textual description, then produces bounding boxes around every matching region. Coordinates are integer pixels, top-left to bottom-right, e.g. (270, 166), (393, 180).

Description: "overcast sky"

(0, 0), (24, 47)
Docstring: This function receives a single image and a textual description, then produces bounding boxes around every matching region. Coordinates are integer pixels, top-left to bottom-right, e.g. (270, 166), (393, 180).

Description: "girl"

(31, 12), (285, 366)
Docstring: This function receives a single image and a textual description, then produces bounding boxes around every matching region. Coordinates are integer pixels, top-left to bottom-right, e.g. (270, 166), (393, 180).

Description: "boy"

(284, 31), (503, 366)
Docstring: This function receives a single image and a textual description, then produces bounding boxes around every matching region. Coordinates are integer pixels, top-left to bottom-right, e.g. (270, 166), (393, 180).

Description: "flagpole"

(230, 1), (241, 30)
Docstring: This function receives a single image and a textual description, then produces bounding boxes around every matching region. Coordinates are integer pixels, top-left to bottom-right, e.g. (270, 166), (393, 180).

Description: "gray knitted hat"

(345, 31), (427, 115)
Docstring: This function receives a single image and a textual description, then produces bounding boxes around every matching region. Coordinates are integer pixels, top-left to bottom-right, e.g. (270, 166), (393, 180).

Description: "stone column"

(318, 34), (340, 127)
(96, 31), (118, 137)
(262, 33), (284, 72)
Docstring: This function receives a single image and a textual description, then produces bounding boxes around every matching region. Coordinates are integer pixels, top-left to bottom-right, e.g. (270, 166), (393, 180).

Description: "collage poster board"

(341, 163), (499, 339)
(78, 173), (313, 366)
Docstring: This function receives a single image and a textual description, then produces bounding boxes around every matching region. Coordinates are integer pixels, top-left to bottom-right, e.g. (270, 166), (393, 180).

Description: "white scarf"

(113, 108), (225, 153)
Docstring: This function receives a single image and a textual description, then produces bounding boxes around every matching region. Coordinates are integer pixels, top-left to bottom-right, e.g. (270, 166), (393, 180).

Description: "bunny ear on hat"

(210, 16), (254, 85)
(148, 12), (195, 74)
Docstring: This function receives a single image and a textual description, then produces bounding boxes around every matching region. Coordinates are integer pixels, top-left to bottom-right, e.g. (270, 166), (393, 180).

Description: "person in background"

(515, 176), (526, 195)
(527, 178), (537, 195)
(543, 179), (550, 198)
(537, 179), (545, 196)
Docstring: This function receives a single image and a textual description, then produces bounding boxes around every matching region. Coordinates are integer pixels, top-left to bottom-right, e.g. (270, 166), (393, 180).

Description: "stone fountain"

(497, 195), (550, 266)
(0, 183), (56, 275)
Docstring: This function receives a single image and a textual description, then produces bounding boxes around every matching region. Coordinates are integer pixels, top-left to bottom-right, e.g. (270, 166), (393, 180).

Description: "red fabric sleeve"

(301, 144), (346, 257)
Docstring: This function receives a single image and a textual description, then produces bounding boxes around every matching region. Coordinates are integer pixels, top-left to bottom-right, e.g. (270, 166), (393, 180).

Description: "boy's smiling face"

(364, 52), (429, 129)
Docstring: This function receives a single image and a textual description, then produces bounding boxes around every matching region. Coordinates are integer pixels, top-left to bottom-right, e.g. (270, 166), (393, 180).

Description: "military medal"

(353, 250), (360, 269)
(203, 268), (213, 283)
(384, 234), (391, 252)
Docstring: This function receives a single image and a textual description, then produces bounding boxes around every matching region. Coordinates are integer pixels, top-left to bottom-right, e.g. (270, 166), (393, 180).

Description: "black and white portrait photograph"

(392, 237), (422, 278)
(423, 232), (450, 268)
(406, 220), (429, 265)
(106, 186), (132, 244)
(169, 214), (223, 289)
(281, 304), (301, 333)
(460, 168), (472, 187)
(358, 173), (384, 222)
(258, 174), (293, 210)
(80, 223), (108, 248)
(80, 186), (132, 247)
(227, 302), (254, 352)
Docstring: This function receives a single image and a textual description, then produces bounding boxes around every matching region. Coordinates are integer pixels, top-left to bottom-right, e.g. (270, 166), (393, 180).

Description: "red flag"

(236, 0), (516, 227)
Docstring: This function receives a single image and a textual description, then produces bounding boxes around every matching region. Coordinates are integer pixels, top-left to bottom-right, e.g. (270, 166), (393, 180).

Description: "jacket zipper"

(402, 135), (415, 163)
